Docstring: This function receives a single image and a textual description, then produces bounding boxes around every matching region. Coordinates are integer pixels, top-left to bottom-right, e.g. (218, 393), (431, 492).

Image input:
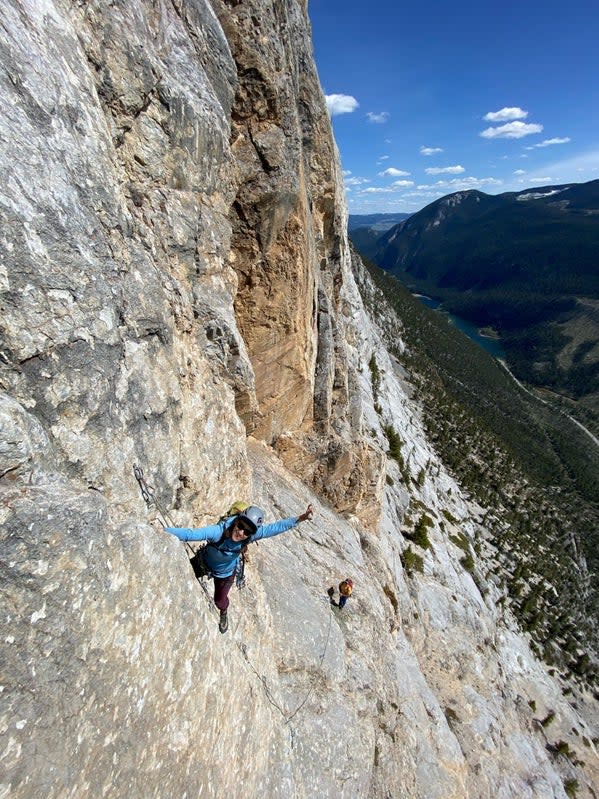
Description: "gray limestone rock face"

(0, 0), (252, 520)
(1, 448), (282, 797)
(1, 1), (599, 798)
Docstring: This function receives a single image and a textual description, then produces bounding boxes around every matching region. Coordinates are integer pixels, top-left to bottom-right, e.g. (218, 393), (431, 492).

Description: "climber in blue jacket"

(165, 503), (313, 633)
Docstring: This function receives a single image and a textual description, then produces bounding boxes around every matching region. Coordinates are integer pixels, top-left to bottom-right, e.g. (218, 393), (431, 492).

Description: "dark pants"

(339, 595), (348, 609)
(213, 572), (236, 612)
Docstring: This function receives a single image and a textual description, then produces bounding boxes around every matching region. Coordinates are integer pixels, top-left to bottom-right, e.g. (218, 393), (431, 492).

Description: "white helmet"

(238, 505), (264, 534)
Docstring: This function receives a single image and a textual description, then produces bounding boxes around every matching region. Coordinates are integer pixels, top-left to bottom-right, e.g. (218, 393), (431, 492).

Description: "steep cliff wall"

(208, 0), (384, 522)
(1, 2), (598, 798)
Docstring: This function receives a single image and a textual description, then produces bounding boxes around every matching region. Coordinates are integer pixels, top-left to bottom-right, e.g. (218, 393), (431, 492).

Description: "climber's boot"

(219, 610), (228, 634)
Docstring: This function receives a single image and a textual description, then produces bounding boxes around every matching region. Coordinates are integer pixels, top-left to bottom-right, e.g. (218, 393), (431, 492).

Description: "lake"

(415, 295), (505, 359)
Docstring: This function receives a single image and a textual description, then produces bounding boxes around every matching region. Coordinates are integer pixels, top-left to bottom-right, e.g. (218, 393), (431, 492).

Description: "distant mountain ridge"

(348, 212), (411, 232)
(348, 212), (412, 255)
(376, 180), (599, 291)
(366, 179), (599, 411)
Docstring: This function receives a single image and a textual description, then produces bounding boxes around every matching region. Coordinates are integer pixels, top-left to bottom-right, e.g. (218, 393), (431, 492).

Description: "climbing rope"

(133, 463), (334, 731)
(234, 609), (334, 729)
(182, 538), (335, 729)
(182, 549), (334, 729)
(283, 608), (333, 725)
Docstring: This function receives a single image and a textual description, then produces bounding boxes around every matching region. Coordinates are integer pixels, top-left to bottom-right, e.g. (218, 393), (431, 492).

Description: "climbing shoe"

(219, 610), (228, 634)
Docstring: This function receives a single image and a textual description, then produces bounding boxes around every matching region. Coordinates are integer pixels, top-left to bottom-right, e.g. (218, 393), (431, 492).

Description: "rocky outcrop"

(1, 1), (599, 798)
(208, 0), (384, 519)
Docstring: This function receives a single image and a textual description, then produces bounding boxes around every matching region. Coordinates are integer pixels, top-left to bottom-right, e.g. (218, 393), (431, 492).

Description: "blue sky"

(308, 0), (599, 214)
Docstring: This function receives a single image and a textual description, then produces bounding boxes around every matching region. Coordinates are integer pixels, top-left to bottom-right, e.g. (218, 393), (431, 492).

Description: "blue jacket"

(165, 516), (299, 578)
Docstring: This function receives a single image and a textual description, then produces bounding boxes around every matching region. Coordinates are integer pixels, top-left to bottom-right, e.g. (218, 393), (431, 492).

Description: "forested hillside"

(358, 253), (599, 693)
(366, 180), (599, 416)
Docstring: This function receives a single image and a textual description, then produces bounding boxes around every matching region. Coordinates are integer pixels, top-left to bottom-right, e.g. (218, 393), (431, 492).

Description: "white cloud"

(344, 176), (370, 187)
(379, 167), (411, 177)
(325, 94), (359, 116)
(362, 187), (394, 194)
(420, 146), (444, 156)
(513, 169), (526, 175)
(480, 121), (543, 139)
(360, 180), (414, 194)
(425, 165), (465, 175)
(417, 177), (503, 190)
(377, 155), (390, 162)
(352, 149), (599, 212)
(529, 137), (571, 149)
(484, 107), (528, 122)
(367, 111), (390, 124)
(402, 191), (439, 199)
(343, 169), (352, 176)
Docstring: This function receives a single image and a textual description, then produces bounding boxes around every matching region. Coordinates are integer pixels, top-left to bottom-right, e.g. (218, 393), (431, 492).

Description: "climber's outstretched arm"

(164, 523), (224, 543)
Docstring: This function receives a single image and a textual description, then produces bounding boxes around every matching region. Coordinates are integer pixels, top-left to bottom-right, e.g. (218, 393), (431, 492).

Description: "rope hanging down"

(235, 606), (333, 728)
(133, 463), (334, 730)
(283, 608), (333, 725)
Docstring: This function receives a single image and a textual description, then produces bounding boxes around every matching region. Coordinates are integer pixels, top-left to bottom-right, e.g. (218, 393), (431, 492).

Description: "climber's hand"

(298, 504), (314, 523)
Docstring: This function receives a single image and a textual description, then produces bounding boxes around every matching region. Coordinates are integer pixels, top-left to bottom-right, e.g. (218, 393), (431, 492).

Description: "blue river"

(415, 295), (505, 359)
